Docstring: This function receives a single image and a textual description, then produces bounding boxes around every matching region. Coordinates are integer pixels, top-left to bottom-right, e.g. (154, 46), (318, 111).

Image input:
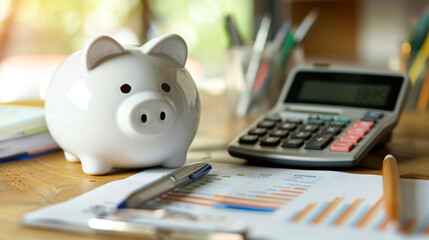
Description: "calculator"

(228, 65), (410, 167)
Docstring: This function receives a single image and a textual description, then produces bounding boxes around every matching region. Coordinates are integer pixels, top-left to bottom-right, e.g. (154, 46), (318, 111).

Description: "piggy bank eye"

(120, 84), (131, 94)
(161, 83), (170, 93)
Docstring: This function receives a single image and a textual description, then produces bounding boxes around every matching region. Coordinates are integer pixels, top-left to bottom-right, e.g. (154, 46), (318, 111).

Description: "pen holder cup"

(224, 46), (293, 117)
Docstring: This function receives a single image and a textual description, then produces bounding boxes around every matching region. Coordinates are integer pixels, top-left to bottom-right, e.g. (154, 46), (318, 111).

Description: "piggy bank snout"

(117, 92), (176, 138)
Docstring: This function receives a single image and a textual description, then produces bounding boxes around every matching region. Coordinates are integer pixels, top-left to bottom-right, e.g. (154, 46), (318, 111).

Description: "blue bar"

(213, 203), (276, 213)
(416, 214), (429, 233)
(328, 203), (349, 226)
(372, 212), (386, 230)
(306, 202), (329, 224)
(350, 205), (370, 227)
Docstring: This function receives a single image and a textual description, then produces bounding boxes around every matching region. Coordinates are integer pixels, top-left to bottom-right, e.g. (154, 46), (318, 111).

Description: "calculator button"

(354, 120), (374, 129)
(360, 117), (377, 123)
(340, 134), (361, 144)
(248, 128), (267, 136)
(363, 111), (383, 120)
(282, 139), (303, 148)
(321, 126), (341, 135)
(309, 114), (319, 120)
(257, 121), (276, 129)
(298, 125), (319, 133)
(278, 123), (296, 131)
(336, 117), (351, 123)
(239, 135), (259, 144)
(348, 127), (369, 137)
(330, 121), (346, 128)
(304, 134), (333, 150)
(331, 141), (354, 152)
(260, 136), (281, 146)
(321, 116), (333, 122)
(285, 119), (303, 124)
(265, 115), (282, 122)
(269, 129), (289, 138)
(290, 132), (311, 140)
(308, 119), (324, 126)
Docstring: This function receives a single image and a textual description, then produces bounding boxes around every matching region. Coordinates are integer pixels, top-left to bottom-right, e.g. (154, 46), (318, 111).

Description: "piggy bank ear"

(141, 34), (187, 67)
(82, 35), (127, 71)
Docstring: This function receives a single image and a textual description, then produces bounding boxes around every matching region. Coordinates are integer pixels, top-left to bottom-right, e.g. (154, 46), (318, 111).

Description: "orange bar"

(291, 203), (317, 223)
(400, 220), (416, 234)
(424, 223), (429, 234)
(356, 197), (384, 228)
(360, 199), (385, 228)
(169, 193), (285, 206)
(312, 197), (343, 224)
(213, 195), (286, 205)
(255, 195), (293, 201)
(294, 187), (308, 191)
(165, 194), (283, 209)
(333, 198), (363, 226)
(281, 190), (304, 194)
(378, 218), (388, 231)
(160, 197), (212, 206)
(272, 193), (299, 197)
(213, 200), (281, 209)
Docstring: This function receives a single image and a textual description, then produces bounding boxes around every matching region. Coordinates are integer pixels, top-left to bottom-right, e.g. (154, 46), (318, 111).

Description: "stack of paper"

(0, 105), (58, 162)
(23, 163), (429, 239)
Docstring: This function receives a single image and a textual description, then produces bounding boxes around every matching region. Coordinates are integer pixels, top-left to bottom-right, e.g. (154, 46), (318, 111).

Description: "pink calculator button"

(348, 127), (368, 137)
(354, 120), (374, 129)
(331, 141), (355, 152)
(341, 134), (361, 144)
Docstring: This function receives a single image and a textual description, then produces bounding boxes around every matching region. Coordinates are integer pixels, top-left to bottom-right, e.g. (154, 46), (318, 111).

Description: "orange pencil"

(382, 154), (402, 230)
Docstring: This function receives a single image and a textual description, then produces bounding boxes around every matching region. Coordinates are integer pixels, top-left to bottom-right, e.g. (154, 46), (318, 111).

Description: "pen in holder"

(224, 44), (302, 117)
(223, 9), (318, 117)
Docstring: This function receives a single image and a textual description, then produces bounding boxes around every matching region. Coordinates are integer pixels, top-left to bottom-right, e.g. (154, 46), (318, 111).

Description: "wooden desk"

(1, 93), (429, 239)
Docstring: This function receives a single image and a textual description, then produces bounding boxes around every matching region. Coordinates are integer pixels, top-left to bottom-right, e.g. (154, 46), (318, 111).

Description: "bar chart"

(286, 192), (429, 235)
(288, 197), (384, 227)
(138, 165), (429, 237)
(141, 168), (320, 213)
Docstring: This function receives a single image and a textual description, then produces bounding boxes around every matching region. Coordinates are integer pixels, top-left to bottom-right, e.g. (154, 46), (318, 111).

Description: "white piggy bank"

(45, 34), (200, 175)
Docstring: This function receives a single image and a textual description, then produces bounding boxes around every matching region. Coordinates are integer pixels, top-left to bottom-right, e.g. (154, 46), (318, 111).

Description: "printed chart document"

(22, 163), (429, 239)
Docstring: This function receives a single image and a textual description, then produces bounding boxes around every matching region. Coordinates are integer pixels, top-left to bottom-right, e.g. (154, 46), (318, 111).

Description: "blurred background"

(0, 0), (428, 112)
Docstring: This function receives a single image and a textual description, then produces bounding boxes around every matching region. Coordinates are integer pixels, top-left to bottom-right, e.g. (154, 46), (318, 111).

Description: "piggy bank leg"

(79, 155), (112, 175)
(64, 151), (80, 162)
(162, 151), (186, 168)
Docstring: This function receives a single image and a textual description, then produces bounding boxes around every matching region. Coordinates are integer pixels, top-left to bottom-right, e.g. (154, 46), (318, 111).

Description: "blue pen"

(117, 162), (212, 209)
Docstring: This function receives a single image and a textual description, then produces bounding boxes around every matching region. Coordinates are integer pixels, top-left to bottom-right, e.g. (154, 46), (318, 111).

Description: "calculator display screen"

(284, 71), (404, 110)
